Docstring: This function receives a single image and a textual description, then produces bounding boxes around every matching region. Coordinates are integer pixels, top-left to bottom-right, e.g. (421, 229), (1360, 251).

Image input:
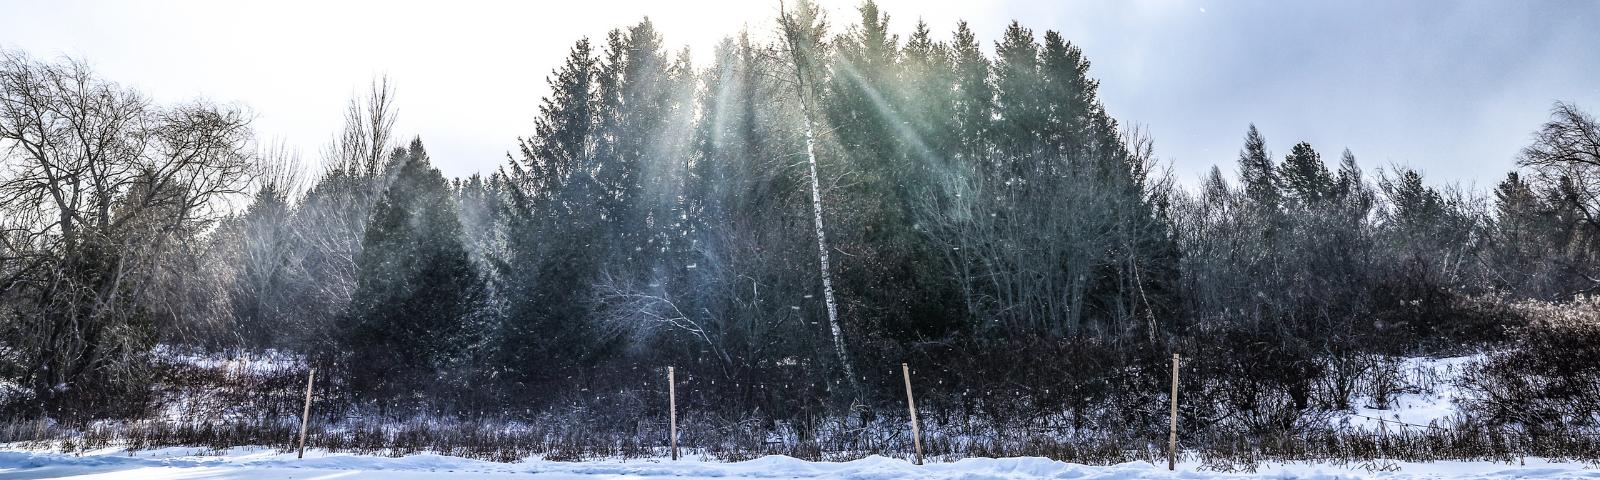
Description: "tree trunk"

(779, 2), (857, 388)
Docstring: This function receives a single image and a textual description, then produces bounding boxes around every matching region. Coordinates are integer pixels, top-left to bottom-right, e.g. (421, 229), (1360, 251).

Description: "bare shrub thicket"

(1459, 297), (1600, 432)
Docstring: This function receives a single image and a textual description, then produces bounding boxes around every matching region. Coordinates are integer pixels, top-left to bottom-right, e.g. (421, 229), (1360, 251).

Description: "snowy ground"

(2, 446), (1595, 479)
(151, 345), (305, 376)
(1335, 355), (1478, 432)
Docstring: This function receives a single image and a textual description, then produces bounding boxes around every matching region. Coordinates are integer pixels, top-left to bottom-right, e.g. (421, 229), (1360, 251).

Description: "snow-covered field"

(3, 446), (1596, 480)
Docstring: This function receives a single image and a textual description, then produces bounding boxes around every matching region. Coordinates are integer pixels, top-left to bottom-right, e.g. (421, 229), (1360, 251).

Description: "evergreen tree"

(828, 0), (901, 179)
(1495, 172), (1542, 229)
(530, 39), (598, 189)
(497, 37), (616, 397)
(690, 32), (760, 225)
(1489, 171), (1559, 295)
(900, 20), (956, 162)
(1335, 149), (1362, 198)
(1384, 169), (1446, 232)
(950, 21), (993, 155)
(340, 138), (481, 399)
(1330, 148), (1376, 226)
(1238, 124), (1281, 208)
(1280, 142), (1334, 203)
(599, 19), (670, 269)
(1203, 165), (1231, 207)
(993, 22), (1044, 151)
(1038, 30), (1097, 156)
(228, 182), (295, 348)
(451, 173), (505, 277)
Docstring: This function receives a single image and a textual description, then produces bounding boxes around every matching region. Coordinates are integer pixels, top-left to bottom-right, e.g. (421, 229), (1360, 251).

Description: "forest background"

(4, 0), (1600, 465)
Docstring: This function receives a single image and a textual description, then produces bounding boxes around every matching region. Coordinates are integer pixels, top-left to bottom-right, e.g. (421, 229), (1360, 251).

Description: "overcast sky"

(4, 0), (1598, 190)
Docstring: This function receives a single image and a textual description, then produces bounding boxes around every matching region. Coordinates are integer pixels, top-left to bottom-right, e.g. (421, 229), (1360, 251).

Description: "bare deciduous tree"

(1519, 103), (1600, 242)
(0, 50), (252, 414)
(1516, 102), (1600, 294)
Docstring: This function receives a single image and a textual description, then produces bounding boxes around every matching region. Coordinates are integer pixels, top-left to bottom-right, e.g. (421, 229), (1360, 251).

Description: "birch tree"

(779, 0), (856, 386)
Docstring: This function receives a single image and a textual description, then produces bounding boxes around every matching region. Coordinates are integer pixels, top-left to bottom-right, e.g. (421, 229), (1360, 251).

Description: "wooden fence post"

(298, 369), (315, 459)
(1169, 354), (1178, 471)
(902, 363), (923, 465)
(669, 366), (678, 461)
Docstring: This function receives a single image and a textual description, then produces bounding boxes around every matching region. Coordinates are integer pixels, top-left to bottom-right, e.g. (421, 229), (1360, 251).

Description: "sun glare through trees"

(4, 1), (1600, 474)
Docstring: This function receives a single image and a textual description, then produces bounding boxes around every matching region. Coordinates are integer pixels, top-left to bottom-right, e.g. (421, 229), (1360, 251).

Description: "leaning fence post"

(902, 363), (924, 465)
(669, 366), (678, 461)
(298, 369), (315, 459)
(1169, 354), (1179, 471)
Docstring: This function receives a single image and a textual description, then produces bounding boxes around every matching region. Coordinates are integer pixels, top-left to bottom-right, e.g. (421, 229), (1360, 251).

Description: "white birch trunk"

(780, 2), (857, 386)
(802, 111), (855, 384)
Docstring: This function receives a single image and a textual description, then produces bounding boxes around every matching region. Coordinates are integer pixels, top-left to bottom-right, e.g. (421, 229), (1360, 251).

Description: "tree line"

(4, 1), (1599, 438)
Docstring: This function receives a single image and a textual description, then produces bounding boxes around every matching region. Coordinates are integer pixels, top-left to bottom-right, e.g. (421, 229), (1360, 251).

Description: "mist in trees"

(3, 2), (1598, 439)
(339, 138), (482, 405)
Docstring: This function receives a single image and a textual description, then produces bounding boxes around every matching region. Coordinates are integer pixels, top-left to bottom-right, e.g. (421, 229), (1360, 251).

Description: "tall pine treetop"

(1280, 141), (1333, 203)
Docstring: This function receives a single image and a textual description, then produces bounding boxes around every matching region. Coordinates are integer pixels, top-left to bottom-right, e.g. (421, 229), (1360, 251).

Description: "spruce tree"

(950, 21), (993, 155)
(599, 19), (670, 268)
(230, 182), (294, 348)
(525, 38), (597, 196)
(1384, 168), (1446, 232)
(829, 0), (901, 178)
(340, 138), (480, 398)
(993, 21), (1044, 150)
(1491, 171), (1561, 296)
(496, 36), (618, 397)
(900, 20), (955, 160)
(1039, 30), (1097, 155)
(1203, 165), (1231, 206)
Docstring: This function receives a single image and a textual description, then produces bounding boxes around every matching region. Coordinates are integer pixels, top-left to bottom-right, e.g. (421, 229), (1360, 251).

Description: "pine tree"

(340, 138), (481, 399)
(1280, 142), (1333, 203)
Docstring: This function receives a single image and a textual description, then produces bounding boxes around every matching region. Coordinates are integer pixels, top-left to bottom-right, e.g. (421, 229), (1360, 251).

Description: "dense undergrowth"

(5, 410), (1598, 470)
(5, 295), (1600, 471)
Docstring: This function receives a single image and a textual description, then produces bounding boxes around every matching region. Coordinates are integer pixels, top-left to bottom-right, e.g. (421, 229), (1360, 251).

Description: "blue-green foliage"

(340, 138), (482, 399)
